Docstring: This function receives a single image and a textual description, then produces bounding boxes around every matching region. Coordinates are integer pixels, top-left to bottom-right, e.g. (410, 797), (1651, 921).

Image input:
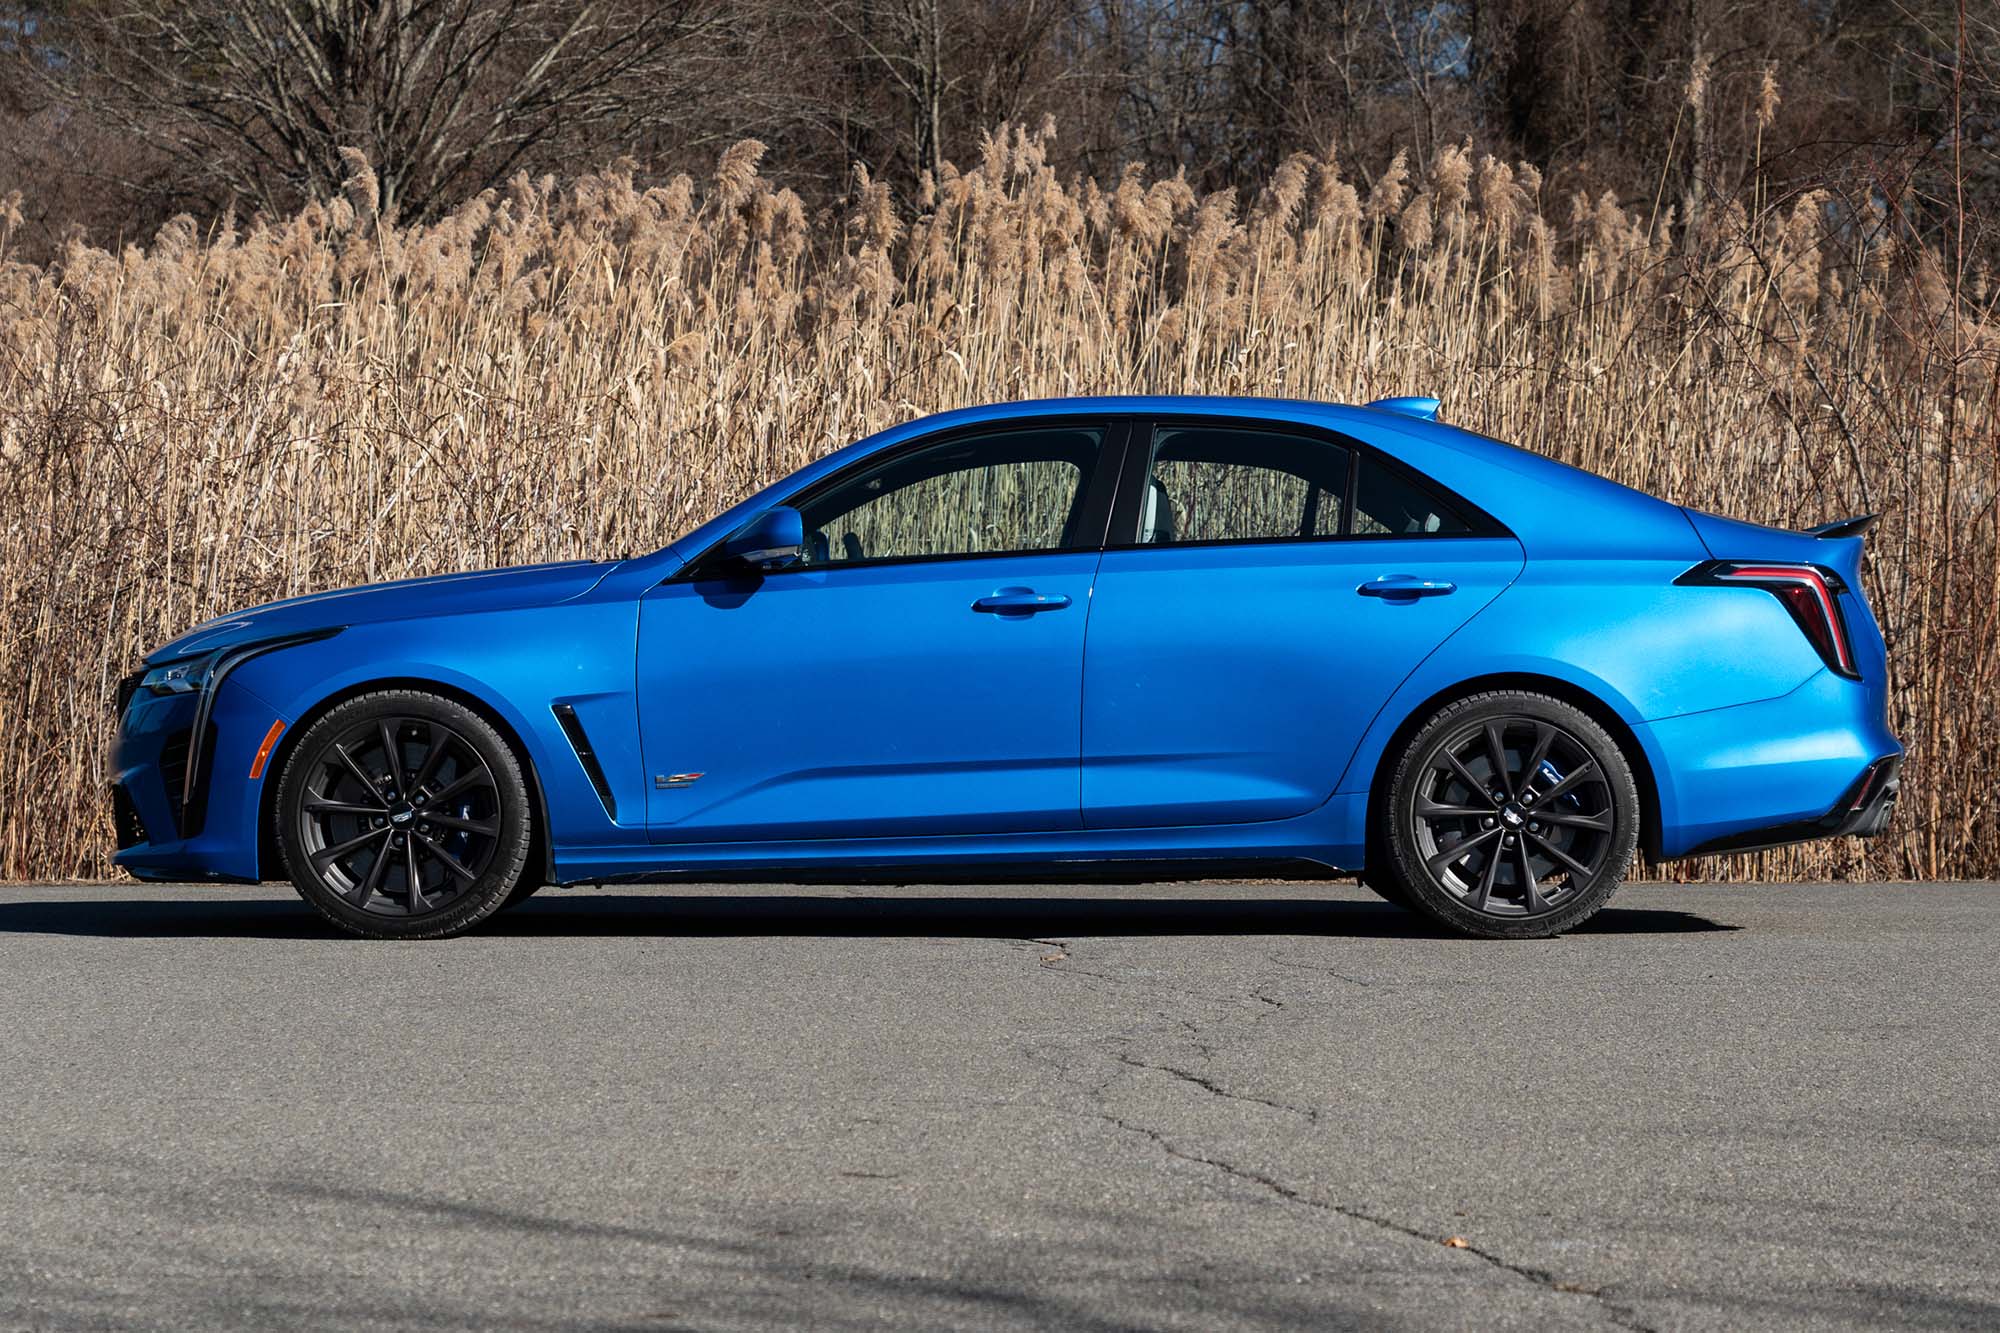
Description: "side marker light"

(248, 719), (286, 780)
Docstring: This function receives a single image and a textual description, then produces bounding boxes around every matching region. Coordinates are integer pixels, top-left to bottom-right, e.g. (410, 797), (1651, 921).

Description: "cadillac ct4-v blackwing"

(112, 396), (1901, 938)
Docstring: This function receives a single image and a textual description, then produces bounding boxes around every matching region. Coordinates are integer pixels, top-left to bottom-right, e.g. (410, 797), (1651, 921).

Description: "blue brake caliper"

(447, 799), (474, 862)
(1537, 759), (1580, 809)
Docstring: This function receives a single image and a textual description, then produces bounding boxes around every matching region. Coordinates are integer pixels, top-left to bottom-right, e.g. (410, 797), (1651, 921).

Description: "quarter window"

(1351, 459), (1474, 536)
(795, 425), (1107, 565)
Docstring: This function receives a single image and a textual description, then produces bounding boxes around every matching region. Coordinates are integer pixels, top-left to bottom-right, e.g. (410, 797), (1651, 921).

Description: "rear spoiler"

(1805, 514), (1879, 540)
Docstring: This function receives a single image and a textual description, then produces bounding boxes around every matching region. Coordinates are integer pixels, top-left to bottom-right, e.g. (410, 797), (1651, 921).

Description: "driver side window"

(795, 425), (1108, 566)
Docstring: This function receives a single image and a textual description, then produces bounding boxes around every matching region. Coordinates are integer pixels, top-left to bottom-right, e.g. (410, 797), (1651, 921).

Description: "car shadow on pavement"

(0, 890), (1737, 940)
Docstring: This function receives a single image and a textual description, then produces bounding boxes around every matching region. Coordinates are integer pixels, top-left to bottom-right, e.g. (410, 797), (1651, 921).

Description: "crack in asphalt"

(1263, 951), (1380, 988)
(1020, 935), (1656, 1332)
(1173, 1017), (1220, 1059)
(1020, 938), (1307, 1015)
(1109, 1050), (1321, 1124)
(1087, 1096), (1658, 1332)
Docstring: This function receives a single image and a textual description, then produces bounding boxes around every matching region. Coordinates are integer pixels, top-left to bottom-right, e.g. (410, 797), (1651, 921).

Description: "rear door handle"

(1357, 574), (1457, 598)
(973, 588), (1072, 614)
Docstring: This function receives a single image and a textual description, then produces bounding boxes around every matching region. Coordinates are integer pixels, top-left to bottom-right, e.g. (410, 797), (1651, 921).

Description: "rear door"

(1080, 418), (1524, 828)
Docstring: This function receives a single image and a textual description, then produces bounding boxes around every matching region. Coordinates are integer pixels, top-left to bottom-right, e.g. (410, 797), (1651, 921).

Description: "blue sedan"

(110, 395), (1902, 938)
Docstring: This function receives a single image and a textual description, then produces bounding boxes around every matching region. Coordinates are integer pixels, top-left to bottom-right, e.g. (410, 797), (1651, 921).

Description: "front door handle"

(973, 588), (1072, 614)
(1357, 574), (1457, 598)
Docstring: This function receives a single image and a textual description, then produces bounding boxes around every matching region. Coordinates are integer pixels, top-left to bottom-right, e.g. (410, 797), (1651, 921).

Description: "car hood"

(146, 559), (623, 663)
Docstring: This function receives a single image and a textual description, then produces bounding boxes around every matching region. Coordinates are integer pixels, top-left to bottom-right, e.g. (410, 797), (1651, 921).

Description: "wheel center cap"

(389, 803), (416, 826)
(1500, 805), (1525, 828)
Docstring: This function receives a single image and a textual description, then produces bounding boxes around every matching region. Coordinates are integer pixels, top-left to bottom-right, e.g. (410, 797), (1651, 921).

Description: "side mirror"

(721, 507), (806, 573)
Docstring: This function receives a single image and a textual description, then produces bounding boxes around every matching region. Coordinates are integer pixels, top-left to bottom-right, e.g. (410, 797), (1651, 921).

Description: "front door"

(638, 420), (1122, 842)
(1081, 420), (1525, 828)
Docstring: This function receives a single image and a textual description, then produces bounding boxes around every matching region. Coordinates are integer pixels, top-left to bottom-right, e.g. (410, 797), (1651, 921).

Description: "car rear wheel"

(1379, 691), (1639, 939)
(275, 689), (534, 939)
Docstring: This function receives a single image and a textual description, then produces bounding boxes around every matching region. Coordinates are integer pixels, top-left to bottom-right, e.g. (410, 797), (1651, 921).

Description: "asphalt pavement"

(1, 879), (1995, 1331)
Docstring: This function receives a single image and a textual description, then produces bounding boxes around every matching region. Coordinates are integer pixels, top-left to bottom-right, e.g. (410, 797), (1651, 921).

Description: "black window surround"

(682, 417), (1131, 578)
(1105, 415), (1510, 550)
(681, 410), (1509, 579)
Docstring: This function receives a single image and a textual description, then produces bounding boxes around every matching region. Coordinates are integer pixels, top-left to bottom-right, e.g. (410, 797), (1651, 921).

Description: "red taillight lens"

(1678, 561), (1859, 677)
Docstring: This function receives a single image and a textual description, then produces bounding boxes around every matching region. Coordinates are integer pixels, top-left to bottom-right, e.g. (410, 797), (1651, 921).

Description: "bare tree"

(834, 0), (949, 187)
(780, 0), (1086, 197)
(6, 0), (1996, 260)
(36, 0), (710, 221)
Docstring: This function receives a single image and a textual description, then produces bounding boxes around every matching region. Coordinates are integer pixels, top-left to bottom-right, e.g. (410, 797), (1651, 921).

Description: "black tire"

(1357, 867), (1413, 910)
(1377, 690), (1639, 940)
(497, 880), (545, 912)
(275, 689), (535, 939)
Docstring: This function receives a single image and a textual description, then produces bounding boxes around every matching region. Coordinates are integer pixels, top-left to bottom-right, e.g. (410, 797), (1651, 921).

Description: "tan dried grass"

(0, 123), (1993, 881)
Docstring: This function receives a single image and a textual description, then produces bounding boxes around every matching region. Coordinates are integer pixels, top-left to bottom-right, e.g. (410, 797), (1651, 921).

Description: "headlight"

(135, 626), (343, 703)
(141, 655), (216, 696)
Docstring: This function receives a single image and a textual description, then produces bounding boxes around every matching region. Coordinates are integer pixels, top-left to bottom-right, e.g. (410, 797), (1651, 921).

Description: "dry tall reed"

(1, 124), (1994, 881)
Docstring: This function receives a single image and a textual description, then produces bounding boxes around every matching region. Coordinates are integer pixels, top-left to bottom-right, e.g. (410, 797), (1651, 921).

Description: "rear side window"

(1141, 427), (1349, 544)
(1351, 459), (1474, 536)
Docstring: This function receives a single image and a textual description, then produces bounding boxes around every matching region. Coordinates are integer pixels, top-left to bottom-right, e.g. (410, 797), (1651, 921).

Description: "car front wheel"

(1379, 690), (1640, 939)
(275, 689), (534, 939)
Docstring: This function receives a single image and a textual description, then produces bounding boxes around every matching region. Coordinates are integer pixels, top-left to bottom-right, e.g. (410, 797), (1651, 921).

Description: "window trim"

(679, 416), (1132, 579)
(1105, 415), (1512, 551)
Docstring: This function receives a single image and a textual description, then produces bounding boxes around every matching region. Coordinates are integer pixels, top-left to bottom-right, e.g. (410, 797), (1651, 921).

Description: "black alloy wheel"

(1381, 690), (1640, 939)
(276, 689), (534, 939)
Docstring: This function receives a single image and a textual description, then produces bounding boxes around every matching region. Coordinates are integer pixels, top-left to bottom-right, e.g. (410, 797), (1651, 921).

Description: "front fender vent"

(551, 704), (617, 821)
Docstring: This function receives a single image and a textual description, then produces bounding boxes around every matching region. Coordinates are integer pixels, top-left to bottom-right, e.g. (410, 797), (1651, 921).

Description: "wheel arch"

(255, 676), (554, 883)
(1361, 672), (1665, 869)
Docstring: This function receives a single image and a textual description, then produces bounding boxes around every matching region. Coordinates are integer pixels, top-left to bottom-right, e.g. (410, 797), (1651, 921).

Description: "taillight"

(1677, 561), (1859, 678)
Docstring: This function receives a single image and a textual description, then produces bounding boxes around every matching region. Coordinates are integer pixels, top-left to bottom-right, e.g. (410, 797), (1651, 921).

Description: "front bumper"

(111, 632), (336, 881)
(110, 674), (292, 883)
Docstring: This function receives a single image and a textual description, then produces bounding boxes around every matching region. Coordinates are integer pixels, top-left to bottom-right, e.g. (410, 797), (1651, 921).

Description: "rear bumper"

(1681, 753), (1901, 856)
(1640, 667), (1901, 859)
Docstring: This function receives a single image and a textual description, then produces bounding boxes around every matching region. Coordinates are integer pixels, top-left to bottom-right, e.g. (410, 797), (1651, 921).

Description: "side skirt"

(550, 796), (1367, 886)
(574, 857), (1343, 887)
